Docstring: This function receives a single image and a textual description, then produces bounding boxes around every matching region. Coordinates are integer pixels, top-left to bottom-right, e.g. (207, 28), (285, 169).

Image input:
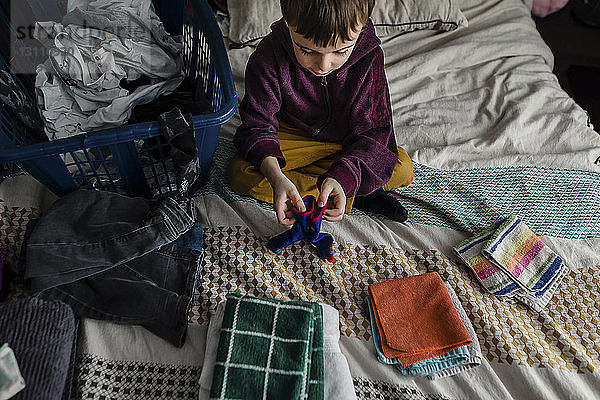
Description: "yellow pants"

(227, 122), (413, 213)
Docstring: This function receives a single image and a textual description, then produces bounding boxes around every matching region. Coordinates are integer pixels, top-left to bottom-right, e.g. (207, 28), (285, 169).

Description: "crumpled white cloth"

(34, 0), (184, 140)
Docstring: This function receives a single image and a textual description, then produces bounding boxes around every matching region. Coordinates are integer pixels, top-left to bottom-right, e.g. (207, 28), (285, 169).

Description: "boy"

(228, 0), (413, 225)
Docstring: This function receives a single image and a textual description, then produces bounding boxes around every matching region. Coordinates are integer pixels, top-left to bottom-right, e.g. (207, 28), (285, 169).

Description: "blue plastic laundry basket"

(0, 0), (237, 198)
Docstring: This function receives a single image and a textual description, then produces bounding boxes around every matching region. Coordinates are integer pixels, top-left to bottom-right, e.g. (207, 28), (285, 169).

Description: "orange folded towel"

(368, 272), (472, 366)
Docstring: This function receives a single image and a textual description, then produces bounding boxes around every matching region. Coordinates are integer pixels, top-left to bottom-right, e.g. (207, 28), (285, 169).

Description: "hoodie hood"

(270, 17), (382, 74)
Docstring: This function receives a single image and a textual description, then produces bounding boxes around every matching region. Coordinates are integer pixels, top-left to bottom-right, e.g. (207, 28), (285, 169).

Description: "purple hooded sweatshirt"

(233, 18), (398, 197)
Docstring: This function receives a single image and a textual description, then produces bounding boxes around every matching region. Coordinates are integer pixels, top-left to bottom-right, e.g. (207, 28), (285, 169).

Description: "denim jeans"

(21, 189), (201, 347)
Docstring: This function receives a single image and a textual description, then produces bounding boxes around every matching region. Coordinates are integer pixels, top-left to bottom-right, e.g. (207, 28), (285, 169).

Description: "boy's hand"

(271, 174), (305, 226)
(318, 177), (346, 222)
(261, 156), (306, 225)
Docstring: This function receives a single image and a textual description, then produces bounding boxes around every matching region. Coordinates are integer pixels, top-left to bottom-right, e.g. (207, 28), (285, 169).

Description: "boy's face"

(287, 23), (364, 77)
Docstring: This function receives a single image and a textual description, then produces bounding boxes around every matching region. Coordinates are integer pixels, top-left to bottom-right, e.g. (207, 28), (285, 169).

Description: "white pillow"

(226, 0), (468, 46)
(371, 0), (468, 36)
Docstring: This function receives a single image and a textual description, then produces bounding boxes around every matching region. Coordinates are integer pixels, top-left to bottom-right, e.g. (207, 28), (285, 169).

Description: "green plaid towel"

(210, 293), (324, 400)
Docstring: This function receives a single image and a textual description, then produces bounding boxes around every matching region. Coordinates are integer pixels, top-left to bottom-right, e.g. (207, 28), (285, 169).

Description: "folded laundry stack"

(453, 214), (566, 312)
(205, 293), (325, 400)
(367, 272), (481, 379)
(199, 296), (356, 400)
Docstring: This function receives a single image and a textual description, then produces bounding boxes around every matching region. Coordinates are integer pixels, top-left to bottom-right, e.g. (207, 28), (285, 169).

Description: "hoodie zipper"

(312, 75), (331, 137)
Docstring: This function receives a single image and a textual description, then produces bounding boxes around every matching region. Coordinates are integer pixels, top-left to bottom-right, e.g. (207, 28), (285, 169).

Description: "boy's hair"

(280, 0), (375, 47)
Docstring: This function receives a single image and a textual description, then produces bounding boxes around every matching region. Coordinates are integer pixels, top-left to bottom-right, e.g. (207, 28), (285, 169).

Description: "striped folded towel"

(453, 215), (565, 311)
(453, 220), (521, 298)
(209, 293), (324, 400)
(482, 215), (563, 294)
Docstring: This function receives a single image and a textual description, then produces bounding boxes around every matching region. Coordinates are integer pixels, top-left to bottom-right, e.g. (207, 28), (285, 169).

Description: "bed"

(2, 0), (600, 398)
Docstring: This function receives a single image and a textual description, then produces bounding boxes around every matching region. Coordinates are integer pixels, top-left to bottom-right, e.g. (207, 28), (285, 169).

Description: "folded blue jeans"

(21, 189), (201, 347)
